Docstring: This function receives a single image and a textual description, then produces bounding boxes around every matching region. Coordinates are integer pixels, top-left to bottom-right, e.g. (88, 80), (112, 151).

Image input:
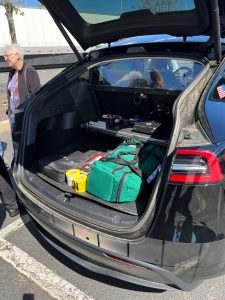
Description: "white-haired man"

(1, 43), (41, 217)
(4, 43), (41, 127)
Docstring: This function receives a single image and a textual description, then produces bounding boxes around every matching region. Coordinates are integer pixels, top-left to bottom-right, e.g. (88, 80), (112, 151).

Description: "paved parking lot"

(0, 210), (225, 300)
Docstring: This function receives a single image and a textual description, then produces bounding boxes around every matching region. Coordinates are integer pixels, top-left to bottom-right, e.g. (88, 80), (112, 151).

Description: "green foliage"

(0, 0), (25, 15)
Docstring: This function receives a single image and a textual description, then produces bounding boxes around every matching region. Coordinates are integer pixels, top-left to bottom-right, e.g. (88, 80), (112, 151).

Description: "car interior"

(20, 56), (205, 226)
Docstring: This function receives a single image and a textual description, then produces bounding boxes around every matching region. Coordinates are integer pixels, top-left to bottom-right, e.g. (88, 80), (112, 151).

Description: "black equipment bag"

(37, 144), (97, 182)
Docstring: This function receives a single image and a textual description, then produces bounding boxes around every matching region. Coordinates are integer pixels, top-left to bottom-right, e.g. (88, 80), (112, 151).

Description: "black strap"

(100, 139), (162, 180)
(101, 149), (139, 163)
(101, 150), (143, 178)
(123, 137), (142, 146)
(118, 150), (139, 164)
(101, 149), (140, 164)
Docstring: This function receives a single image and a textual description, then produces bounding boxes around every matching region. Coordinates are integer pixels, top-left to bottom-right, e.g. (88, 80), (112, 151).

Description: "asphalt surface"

(1, 69), (225, 299)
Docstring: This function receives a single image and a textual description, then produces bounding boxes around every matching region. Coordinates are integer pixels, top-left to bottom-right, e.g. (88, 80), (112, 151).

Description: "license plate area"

(74, 226), (99, 246)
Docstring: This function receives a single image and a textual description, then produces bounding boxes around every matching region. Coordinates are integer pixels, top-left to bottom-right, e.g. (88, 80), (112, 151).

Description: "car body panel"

(11, 51), (225, 290)
(13, 177), (225, 290)
(9, 2), (225, 291)
(99, 34), (225, 49)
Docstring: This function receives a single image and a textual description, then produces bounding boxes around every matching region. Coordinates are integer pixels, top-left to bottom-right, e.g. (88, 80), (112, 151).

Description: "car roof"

(98, 35), (216, 48)
(41, 0), (225, 50)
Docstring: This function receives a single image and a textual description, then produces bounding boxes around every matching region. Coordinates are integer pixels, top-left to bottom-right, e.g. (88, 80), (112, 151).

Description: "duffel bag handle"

(123, 137), (141, 144)
(118, 150), (139, 164)
(101, 149), (139, 165)
(101, 151), (143, 178)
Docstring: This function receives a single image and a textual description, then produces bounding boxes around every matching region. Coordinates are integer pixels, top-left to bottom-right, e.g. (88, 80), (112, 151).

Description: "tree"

(140, 0), (178, 12)
(0, 0), (24, 43)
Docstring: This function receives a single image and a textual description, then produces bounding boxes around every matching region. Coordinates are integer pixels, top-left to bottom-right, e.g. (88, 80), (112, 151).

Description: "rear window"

(92, 58), (204, 90)
(69, 0), (196, 24)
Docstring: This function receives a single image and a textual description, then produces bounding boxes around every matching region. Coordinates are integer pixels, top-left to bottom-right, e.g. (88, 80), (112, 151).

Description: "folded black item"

(37, 144), (97, 182)
(133, 121), (161, 135)
(88, 114), (121, 130)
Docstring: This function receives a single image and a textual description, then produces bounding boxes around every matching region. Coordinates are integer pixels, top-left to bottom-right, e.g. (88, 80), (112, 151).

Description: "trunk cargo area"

(20, 77), (177, 227)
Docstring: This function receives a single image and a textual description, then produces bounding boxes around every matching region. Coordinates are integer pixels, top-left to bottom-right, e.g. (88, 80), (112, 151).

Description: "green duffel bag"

(87, 138), (165, 203)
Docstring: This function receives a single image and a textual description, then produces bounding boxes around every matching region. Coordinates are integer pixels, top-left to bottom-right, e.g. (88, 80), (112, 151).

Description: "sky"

(23, 0), (39, 7)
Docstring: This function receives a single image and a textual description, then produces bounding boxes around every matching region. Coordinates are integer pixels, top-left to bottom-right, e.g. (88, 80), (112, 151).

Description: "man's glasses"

(4, 53), (17, 59)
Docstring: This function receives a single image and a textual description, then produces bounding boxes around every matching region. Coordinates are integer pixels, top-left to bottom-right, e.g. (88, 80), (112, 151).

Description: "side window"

(95, 59), (150, 88)
(92, 58), (204, 90)
(172, 59), (203, 88)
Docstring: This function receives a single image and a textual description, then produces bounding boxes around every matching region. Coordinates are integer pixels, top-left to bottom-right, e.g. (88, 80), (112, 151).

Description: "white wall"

(0, 7), (80, 49)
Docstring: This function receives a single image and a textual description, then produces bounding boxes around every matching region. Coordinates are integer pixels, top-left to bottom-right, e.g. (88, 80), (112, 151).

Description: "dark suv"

(11, 0), (225, 291)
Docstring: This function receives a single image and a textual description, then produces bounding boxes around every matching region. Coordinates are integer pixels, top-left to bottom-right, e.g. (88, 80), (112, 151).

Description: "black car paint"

(14, 176), (225, 290)
(13, 85), (225, 289)
(11, 34), (225, 291)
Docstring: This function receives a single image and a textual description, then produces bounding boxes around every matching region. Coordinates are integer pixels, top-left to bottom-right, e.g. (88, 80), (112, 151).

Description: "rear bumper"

(32, 214), (184, 291)
(15, 185), (225, 291)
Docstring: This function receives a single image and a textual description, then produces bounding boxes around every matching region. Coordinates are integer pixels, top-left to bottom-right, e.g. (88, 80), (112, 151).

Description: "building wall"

(0, 7), (79, 49)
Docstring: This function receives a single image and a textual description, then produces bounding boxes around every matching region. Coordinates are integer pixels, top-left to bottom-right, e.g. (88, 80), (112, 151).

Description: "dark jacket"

(7, 62), (41, 111)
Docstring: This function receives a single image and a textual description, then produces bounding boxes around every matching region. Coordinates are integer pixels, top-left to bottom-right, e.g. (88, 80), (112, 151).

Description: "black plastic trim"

(30, 210), (198, 291)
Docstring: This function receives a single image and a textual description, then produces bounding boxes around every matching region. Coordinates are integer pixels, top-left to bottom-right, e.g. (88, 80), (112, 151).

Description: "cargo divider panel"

(83, 125), (168, 146)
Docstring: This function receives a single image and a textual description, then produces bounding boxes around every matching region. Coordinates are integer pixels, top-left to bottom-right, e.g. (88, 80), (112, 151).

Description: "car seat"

(150, 59), (179, 89)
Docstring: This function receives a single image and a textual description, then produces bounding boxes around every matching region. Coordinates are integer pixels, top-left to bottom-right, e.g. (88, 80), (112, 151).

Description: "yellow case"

(74, 174), (87, 193)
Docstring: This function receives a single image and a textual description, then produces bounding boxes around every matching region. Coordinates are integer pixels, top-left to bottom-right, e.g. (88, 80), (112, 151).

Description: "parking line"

(0, 217), (94, 300)
(0, 214), (30, 239)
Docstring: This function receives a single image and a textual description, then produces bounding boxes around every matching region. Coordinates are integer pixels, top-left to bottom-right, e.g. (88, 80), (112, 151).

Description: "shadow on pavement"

(23, 293), (34, 300)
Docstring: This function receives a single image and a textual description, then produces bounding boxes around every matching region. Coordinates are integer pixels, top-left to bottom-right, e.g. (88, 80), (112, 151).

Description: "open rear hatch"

(40, 0), (225, 61)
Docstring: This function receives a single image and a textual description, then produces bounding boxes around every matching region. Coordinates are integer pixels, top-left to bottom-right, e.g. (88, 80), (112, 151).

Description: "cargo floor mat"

(35, 171), (148, 216)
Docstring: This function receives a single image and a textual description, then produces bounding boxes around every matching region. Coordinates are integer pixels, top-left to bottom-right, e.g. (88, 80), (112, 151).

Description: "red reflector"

(169, 149), (223, 183)
(103, 253), (136, 266)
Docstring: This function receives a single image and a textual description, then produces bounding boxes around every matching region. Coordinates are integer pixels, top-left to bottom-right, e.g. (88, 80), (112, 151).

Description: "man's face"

(4, 50), (19, 67)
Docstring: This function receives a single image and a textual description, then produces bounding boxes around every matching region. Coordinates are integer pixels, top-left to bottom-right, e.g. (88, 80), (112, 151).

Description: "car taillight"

(169, 149), (223, 183)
